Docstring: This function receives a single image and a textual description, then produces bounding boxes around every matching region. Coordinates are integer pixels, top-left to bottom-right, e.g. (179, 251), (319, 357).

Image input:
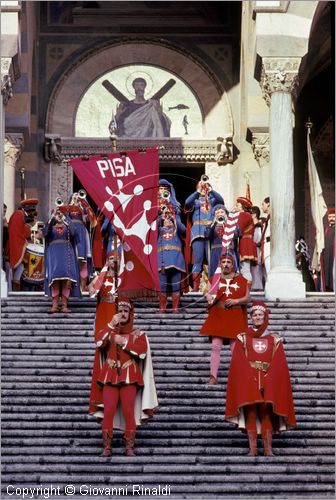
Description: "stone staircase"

(1, 294), (335, 499)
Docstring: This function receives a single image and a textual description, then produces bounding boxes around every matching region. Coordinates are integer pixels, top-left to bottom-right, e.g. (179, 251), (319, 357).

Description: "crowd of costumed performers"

(2, 173), (305, 459)
(3, 175), (333, 298)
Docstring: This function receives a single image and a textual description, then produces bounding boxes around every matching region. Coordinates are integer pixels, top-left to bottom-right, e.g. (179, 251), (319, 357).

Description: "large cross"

(219, 278), (240, 297)
(102, 78), (176, 103)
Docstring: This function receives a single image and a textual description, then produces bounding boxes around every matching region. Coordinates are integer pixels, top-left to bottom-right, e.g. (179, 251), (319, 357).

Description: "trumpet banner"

(69, 148), (160, 297)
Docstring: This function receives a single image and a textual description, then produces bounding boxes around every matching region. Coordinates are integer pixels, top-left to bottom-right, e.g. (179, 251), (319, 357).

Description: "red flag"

(69, 148), (160, 297)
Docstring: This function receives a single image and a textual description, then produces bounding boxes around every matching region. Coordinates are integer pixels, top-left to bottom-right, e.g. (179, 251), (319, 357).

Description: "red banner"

(69, 148), (160, 297)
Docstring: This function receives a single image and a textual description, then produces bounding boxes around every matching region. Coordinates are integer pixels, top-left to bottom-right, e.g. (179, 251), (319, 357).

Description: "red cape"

(8, 210), (31, 269)
(225, 336), (296, 433)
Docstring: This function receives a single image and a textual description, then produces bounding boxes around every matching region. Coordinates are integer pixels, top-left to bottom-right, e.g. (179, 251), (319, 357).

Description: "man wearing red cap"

(200, 252), (250, 385)
(321, 208), (335, 291)
(225, 301), (296, 456)
(8, 198), (38, 291)
(235, 197), (258, 283)
(90, 298), (158, 457)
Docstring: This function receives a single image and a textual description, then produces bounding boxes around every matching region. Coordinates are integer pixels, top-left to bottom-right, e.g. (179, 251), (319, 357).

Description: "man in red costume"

(200, 253), (250, 385)
(8, 198), (38, 290)
(90, 298), (158, 457)
(235, 196), (258, 283)
(225, 301), (296, 456)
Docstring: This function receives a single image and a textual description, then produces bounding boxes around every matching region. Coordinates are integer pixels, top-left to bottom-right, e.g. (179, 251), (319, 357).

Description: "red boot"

(172, 293), (180, 313)
(61, 296), (71, 313)
(192, 273), (201, 292)
(124, 431), (136, 456)
(159, 293), (168, 313)
(101, 430), (112, 457)
(50, 296), (59, 313)
(247, 430), (258, 456)
(262, 430), (274, 456)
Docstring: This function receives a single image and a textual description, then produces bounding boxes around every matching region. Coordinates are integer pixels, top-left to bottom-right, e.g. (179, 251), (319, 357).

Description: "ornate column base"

(1, 269), (8, 298)
(265, 267), (306, 300)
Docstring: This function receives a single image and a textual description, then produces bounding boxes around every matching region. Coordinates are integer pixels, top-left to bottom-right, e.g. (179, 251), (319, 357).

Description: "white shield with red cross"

(252, 338), (268, 354)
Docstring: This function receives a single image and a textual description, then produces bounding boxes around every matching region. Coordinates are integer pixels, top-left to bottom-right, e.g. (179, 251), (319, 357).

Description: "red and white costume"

(225, 302), (296, 435)
(200, 273), (249, 340)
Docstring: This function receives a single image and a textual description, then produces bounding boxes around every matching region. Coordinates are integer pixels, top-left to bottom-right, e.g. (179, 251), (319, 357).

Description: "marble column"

(4, 133), (24, 216)
(259, 57), (305, 299)
(251, 132), (270, 200)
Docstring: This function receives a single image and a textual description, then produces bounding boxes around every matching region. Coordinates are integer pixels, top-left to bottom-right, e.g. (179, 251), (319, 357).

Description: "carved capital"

(44, 134), (62, 162)
(215, 136), (233, 165)
(260, 57), (301, 106)
(4, 133), (24, 167)
(251, 132), (270, 167)
(1, 58), (14, 105)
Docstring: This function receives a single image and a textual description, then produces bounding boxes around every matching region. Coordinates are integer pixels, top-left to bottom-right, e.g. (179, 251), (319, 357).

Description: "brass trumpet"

(161, 190), (170, 201)
(201, 174), (209, 183)
(217, 215), (226, 223)
(78, 189), (87, 199)
(55, 197), (64, 207)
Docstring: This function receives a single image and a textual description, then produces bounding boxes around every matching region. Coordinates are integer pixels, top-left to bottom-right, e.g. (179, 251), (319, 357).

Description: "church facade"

(1, 1), (334, 298)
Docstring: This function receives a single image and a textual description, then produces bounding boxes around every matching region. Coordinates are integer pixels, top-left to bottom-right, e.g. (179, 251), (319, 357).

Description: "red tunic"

(97, 327), (148, 386)
(225, 333), (296, 433)
(200, 274), (248, 339)
(89, 278), (117, 414)
(8, 210), (31, 269)
(237, 212), (257, 262)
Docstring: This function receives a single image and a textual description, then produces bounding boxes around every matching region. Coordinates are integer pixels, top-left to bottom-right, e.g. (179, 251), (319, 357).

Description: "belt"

(266, 236), (271, 243)
(250, 360), (270, 372)
(214, 302), (240, 310)
(242, 234), (253, 239)
(193, 220), (212, 225)
(107, 358), (136, 370)
(100, 296), (116, 303)
(158, 245), (181, 252)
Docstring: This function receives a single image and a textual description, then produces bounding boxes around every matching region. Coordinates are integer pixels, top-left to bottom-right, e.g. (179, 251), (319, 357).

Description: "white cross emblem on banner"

(219, 278), (240, 297)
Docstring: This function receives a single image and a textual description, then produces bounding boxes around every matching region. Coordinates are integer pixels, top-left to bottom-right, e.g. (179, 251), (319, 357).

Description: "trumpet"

(216, 215), (226, 223)
(55, 197), (64, 207)
(78, 189), (87, 199)
(201, 174), (209, 183)
(161, 190), (170, 201)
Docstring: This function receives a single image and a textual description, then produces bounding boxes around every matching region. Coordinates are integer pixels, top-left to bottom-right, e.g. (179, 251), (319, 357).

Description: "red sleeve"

(123, 331), (148, 358)
(96, 326), (111, 349)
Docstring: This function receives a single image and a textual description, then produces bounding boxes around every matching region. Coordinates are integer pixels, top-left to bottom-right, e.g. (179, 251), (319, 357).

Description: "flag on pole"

(69, 148), (160, 297)
(306, 125), (327, 271)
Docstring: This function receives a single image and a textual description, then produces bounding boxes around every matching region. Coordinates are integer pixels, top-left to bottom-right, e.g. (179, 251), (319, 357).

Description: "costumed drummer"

(157, 179), (186, 313)
(225, 301), (296, 456)
(90, 298), (158, 457)
(200, 252), (250, 385)
(184, 177), (225, 292)
(43, 208), (81, 313)
(8, 198), (39, 291)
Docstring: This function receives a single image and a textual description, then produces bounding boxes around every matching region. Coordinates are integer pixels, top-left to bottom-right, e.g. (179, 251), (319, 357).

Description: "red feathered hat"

(237, 196), (253, 209)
